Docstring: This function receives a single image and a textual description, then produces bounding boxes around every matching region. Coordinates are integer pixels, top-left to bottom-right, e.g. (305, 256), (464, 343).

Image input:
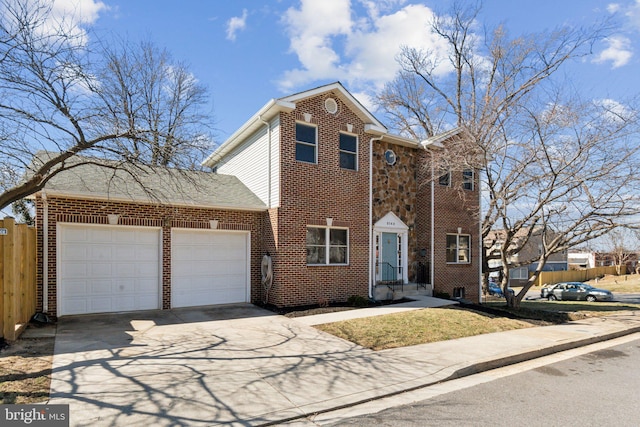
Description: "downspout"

(478, 171), (483, 302)
(42, 191), (48, 313)
(258, 115), (272, 207)
(430, 158), (435, 296)
(369, 134), (384, 299)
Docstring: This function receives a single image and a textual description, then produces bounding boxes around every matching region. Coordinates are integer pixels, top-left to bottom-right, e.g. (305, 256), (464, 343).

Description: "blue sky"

(74, 0), (640, 142)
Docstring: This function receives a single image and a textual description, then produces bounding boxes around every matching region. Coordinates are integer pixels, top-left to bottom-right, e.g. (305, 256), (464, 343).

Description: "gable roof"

(202, 81), (387, 168)
(33, 152), (266, 211)
(279, 82), (385, 129)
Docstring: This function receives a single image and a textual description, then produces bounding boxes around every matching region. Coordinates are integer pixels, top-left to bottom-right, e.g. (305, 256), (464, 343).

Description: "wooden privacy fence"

(0, 217), (37, 341)
(533, 265), (625, 288)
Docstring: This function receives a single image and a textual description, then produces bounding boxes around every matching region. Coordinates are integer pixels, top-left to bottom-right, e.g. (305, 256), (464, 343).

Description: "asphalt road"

(323, 336), (640, 427)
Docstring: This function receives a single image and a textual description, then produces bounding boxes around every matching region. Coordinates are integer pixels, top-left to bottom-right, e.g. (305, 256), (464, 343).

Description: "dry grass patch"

(315, 306), (536, 350)
(0, 337), (54, 404)
(584, 275), (640, 293)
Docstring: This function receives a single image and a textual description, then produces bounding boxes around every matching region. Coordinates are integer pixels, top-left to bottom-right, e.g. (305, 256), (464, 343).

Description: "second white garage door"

(171, 229), (250, 308)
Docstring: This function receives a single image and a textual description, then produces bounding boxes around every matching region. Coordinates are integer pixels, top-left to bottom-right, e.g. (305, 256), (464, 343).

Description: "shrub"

(347, 295), (369, 307)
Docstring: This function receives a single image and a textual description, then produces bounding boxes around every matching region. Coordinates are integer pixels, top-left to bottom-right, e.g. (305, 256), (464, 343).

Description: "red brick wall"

(415, 149), (480, 302)
(34, 196), (263, 317)
(269, 92), (371, 307)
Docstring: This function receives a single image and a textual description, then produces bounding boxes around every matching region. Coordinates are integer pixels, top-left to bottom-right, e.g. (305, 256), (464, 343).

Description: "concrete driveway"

(49, 304), (421, 426)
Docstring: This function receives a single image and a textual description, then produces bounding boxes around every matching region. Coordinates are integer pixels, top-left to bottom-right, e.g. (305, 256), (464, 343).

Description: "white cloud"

(279, 0), (352, 90)
(226, 9), (248, 41)
(593, 36), (633, 68)
(278, 1), (451, 95)
(51, 0), (107, 25)
(607, 3), (621, 13)
(625, 0), (640, 29)
(595, 98), (635, 122)
(0, 0), (109, 46)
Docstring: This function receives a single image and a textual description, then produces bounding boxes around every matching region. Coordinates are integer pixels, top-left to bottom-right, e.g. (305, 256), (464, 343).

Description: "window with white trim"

(296, 122), (317, 163)
(446, 234), (471, 264)
(339, 132), (357, 170)
(306, 226), (349, 265)
(463, 169), (474, 190)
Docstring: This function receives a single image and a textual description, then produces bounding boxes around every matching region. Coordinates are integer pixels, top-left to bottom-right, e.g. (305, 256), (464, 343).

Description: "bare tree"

(599, 228), (639, 275)
(0, 0), (214, 211)
(97, 38), (213, 168)
(377, 2), (640, 307)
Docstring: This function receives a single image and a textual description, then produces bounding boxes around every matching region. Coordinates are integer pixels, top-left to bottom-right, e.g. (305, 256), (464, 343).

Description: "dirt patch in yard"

(0, 334), (54, 404)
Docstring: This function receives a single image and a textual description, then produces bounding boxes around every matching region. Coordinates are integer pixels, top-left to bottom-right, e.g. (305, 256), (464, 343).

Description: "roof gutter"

(33, 190), (268, 212)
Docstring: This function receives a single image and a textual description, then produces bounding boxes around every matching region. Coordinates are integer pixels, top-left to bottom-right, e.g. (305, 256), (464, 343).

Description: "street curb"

(255, 324), (640, 426)
(450, 324), (640, 379)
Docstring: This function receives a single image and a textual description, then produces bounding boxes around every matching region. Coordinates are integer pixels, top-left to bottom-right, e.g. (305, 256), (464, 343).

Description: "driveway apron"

(49, 304), (435, 426)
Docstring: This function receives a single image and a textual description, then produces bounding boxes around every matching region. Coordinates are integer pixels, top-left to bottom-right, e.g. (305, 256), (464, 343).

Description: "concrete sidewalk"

(47, 300), (640, 426)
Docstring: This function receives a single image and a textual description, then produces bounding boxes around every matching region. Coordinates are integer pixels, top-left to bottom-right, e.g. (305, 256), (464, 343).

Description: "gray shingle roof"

(37, 152), (266, 210)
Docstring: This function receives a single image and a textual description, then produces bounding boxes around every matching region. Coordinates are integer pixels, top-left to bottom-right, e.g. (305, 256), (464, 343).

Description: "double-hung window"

(296, 122), (317, 163)
(306, 226), (349, 265)
(339, 132), (357, 170)
(463, 169), (474, 190)
(446, 234), (471, 264)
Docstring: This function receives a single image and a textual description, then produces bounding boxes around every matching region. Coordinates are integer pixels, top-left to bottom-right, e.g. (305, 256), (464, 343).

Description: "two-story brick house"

(33, 82), (480, 317)
(203, 82), (480, 306)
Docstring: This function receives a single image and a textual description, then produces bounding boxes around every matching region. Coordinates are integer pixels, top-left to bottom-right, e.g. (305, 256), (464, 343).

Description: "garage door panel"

(58, 224), (160, 316)
(62, 245), (89, 261)
(90, 228), (113, 243)
(90, 245), (113, 260)
(172, 230), (249, 308)
(60, 263), (87, 279)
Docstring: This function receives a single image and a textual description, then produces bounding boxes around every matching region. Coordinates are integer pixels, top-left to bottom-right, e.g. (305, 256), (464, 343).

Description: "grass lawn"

(583, 274), (640, 293)
(315, 306), (539, 350)
(316, 278), (640, 351)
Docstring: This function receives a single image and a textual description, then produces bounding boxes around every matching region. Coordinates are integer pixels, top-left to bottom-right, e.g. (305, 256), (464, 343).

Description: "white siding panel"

(217, 116), (280, 207)
(270, 122), (280, 206)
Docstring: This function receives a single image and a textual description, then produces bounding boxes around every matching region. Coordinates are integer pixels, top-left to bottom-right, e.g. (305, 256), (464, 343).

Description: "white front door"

(373, 212), (409, 284)
(380, 232), (398, 281)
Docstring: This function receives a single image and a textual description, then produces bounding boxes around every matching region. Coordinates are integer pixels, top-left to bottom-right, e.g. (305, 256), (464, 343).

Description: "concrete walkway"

(46, 299), (640, 426)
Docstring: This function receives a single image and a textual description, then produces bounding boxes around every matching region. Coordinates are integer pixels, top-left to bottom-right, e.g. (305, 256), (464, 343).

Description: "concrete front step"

(373, 284), (432, 301)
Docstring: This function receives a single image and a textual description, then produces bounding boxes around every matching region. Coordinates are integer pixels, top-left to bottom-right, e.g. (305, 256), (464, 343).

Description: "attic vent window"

(325, 98), (338, 114)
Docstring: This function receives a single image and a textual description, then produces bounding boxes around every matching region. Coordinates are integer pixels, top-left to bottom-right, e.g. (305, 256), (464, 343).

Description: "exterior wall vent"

(324, 97), (338, 114)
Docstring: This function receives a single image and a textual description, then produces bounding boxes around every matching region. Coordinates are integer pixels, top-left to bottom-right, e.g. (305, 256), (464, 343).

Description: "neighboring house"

(485, 227), (568, 286)
(568, 251), (596, 269)
(33, 82), (481, 317)
(594, 252), (638, 273)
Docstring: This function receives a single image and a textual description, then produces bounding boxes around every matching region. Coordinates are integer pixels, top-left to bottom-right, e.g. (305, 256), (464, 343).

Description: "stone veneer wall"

(371, 140), (418, 281)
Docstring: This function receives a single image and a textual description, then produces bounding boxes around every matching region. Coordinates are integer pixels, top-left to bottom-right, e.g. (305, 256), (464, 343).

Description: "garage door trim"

(57, 222), (162, 316)
(171, 228), (251, 308)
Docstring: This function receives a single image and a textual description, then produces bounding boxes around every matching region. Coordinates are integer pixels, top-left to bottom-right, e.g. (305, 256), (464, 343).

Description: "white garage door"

(172, 229), (250, 307)
(58, 224), (161, 316)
